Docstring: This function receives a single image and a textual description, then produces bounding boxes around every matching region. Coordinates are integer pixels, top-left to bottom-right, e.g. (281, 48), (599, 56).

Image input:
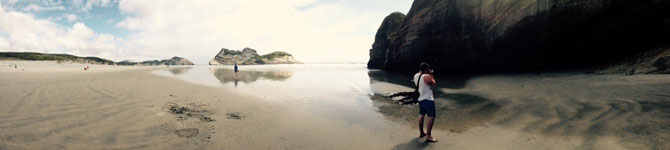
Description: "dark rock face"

(368, 12), (406, 69)
(209, 48), (259, 65)
(369, 0), (670, 73)
(596, 46), (670, 75)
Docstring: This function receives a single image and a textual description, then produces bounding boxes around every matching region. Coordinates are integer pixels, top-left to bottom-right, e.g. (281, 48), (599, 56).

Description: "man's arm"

(423, 74), (437, 87)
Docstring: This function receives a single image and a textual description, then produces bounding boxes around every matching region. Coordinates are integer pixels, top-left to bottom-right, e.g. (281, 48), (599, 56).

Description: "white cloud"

(81, 0), (116, 12)
(2, 0), (18, 5)
(1, 0), (413, 63)
(65, 13), (78, 22)
(22, 4), (65, 12)
(114, 0), (409, 63)
(0, 6), (118, 57)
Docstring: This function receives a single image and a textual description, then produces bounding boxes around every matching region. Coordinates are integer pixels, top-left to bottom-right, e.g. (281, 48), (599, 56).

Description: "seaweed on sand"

(389, 91), (419, 105)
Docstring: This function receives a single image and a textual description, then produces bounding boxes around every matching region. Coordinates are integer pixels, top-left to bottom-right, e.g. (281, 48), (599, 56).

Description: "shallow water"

(155, 64), (389, 129)
(155, 64), (670, 149)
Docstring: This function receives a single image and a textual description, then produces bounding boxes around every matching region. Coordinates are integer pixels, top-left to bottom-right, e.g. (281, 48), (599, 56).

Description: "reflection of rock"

(209, 68), (293, 84)
(368, 70), (500, 132)
(370, 93), (500, 133)
(167, 67), (192, 75)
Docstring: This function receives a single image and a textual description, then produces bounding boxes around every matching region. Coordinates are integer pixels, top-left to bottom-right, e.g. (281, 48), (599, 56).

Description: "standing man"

(414, 62), (437, 142)
(234, 63), (239, 73)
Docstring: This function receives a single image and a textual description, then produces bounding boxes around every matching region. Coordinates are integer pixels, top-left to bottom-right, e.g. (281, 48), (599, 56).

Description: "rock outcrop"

(368, 0), (670, 73)
(209, 47), (300, 65)
(368, 12), (406, 69)
(118, 57), (194, 66)
(596, 46), (670, 75)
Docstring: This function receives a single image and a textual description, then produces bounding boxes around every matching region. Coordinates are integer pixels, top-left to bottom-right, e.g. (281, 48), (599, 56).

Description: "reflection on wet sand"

(167, 67), (193, 75)
(369, 91), (501, 133)
(368, 70), (670, 149)
(367, 70), (501, 133)
(209, 68), (293, 85)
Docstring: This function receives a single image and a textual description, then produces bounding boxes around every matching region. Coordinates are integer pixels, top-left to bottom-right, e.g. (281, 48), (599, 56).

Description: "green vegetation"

(244, 51), (293, 64)
(223, 49), (244, 55)
(116, 60), (138, 65)
(260, 51), (292, 60)
(0, 52), (115, 65)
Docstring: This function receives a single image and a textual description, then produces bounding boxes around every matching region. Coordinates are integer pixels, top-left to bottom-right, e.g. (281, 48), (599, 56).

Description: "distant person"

(414, 62), (437, 142)
(15, 64), (17, 68)
(234, 63), (239, 73)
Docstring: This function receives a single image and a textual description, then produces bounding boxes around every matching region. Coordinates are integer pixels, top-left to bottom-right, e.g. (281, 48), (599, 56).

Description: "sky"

(0, 0), (413, 64)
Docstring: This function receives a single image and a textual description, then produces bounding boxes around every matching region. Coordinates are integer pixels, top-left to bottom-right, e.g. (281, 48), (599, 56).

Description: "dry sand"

(1, 61), (668, 149)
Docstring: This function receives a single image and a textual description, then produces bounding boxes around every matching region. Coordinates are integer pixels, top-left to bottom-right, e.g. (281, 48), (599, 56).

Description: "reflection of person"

(414, 62), (437, 142)
(234, 63), (239, 73)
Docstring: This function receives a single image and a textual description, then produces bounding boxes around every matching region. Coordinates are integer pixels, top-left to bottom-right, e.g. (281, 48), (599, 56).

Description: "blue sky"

(0, 0), (413, 64)
(4, 0), (127, 37)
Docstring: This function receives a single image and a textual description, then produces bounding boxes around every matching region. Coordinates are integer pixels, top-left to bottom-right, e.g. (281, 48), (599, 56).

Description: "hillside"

(0, 52), (115, 65)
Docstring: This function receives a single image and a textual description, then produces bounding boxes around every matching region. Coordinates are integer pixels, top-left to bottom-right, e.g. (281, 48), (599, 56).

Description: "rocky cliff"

(209, 47), (300, 65)
(368, 12), (406, 69)
(118, 56), (194, 66)
(368, 0), (670, 74)
(596, 46), (670, 75)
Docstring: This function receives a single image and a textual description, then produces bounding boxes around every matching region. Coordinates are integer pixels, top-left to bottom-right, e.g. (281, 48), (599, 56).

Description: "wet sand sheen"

(369, 71), (670, 149)
(0, 62), (417, 149)
(1, 61), (669, 149)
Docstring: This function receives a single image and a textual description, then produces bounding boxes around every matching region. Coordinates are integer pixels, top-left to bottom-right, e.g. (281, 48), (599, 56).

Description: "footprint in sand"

(159, 120), (215, 145)
(226, 112), (244, 120)
(162, 102), (216, 122)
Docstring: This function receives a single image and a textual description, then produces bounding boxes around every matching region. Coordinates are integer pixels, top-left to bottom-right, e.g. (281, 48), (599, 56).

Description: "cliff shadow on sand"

(368, 70), (670, 149)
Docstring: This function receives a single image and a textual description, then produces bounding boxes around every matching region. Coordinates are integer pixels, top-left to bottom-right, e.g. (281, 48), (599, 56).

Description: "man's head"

(419, 62), (430, 73)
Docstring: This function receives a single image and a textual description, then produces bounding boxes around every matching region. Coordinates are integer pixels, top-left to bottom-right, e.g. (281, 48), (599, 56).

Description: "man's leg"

(426, 116), (438, 142)
(426, 116), (435, 136)
(426, 101), (438, 142)
(418, 114), (426, 138)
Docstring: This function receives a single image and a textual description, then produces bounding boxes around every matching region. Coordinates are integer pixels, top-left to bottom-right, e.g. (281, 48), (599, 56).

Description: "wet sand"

(0, 62), (417, 149)
(1, 61), (669, 149)
(369, 71), (670, 150)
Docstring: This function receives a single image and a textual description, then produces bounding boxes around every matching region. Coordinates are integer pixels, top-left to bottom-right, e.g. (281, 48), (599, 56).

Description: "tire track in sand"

(8, 83), (47, 115)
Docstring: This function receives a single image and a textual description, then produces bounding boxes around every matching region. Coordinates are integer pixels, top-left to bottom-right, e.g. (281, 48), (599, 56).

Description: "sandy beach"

(0, 61), (421, 149)
(1, 61), (669, 149)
